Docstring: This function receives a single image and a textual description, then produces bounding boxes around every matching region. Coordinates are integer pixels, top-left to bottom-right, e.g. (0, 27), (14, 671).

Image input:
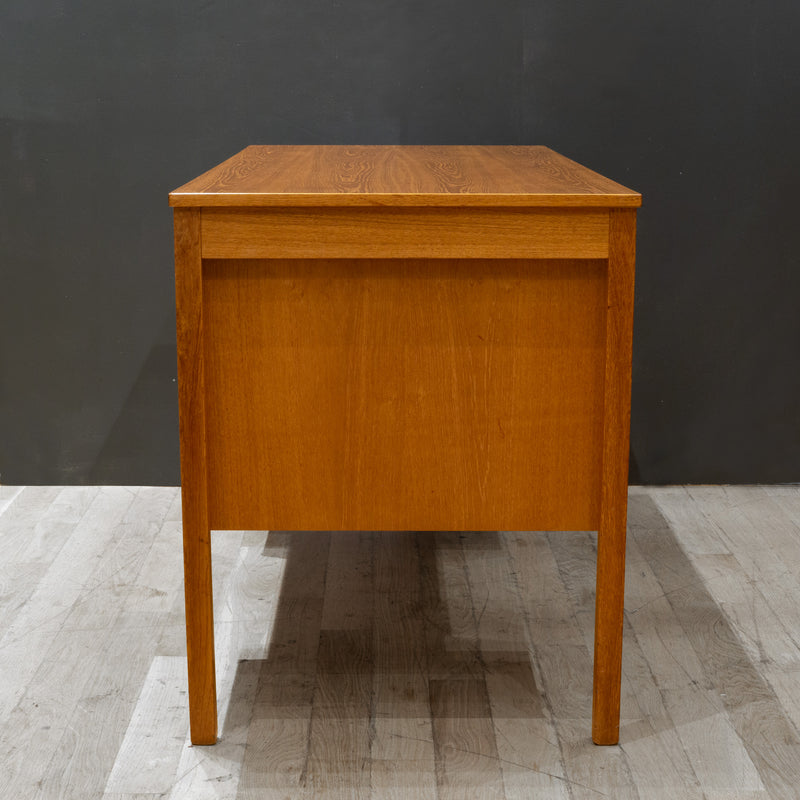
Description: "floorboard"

(0, 485), (798, 798)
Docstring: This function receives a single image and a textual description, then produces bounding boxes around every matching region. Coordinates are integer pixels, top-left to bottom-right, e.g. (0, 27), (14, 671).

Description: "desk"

(169, 146), (641, 746)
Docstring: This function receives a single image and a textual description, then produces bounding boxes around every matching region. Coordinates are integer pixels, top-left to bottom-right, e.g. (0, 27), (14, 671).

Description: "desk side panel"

(202, 258), (606, 532)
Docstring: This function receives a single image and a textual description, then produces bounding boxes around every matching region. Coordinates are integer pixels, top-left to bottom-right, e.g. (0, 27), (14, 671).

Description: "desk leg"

(592, 209), (636, 745)
(174, 208), (217, 745)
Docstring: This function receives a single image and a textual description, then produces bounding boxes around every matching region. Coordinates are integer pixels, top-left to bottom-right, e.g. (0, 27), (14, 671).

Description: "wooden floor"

(2, 486), (800, 798)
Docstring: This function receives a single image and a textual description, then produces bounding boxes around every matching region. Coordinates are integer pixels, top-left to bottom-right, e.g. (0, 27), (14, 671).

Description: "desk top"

(169, 145), (641, 208)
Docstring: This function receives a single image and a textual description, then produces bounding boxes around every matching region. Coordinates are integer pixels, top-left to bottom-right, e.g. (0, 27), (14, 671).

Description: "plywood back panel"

(202, 258), (606, 531)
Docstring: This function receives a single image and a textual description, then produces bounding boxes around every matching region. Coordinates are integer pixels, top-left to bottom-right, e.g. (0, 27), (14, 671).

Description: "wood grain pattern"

(201, 207), (610, 260)
(430, 679), (505, 799)
(38, 492), (176, 799)
(104, 657), (189, 795)
(460, 534), (569, 799)
(0, 488), (143, 798)
(0, 488), (133, 725)
(372, 532), (438, 800)
(172, 145), (640, 748)
(238, 533), (326, 799)
(173, 207), (217, 745)
(592, 208), (637, 745)
(169, 145), (641, 208)
(0, 485), (67, 565)
(645, 488), (800, 798)
(202, 257), (606, 532)
(2, 487), (800, 797)
(0, 485), (24, 518)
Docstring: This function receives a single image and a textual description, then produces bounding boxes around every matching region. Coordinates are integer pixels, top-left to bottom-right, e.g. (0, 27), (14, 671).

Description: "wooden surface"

(592, 209), (638, 744)
(202, 257), (606, 532)
(3, 486), (800, 798)
(173, 208), (217, 744)
(200, 207), (610, 260)
(172, 145), (638, 747)
(169, 145), (642, 208)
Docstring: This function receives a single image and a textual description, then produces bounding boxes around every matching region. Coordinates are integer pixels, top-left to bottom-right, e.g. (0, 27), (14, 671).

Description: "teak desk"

(170, 145), (641, 746)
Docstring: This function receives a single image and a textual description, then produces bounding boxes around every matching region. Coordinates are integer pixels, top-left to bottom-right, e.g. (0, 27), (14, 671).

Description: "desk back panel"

(202, 257), (606, 531)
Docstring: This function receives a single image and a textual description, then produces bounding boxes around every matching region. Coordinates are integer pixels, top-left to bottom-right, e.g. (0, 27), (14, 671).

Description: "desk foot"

(591, 723), (620, 747)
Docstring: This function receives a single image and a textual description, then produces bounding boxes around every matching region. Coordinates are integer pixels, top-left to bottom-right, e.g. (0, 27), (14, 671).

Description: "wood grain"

(169, 145), (641, 207)
(372, 532), (438, 800)
(0, 485), (24, 518)
(0, 485), (69, 564)
(104, 657), (189, 795)
(0, 488), (143, 798)
(202, 257), (606, 532)
(173, 207), (217, 745)
(2, 487), (800, 797)
(592, 208), (637, 745)
(642, 488), (800, 798)
(460, 533), (570, 799)
(430, 679), (505, 799)
(201, 207), (610, 260)
(172, 145), (640, 748)
(39, 492), (176, 799)
(0, 488), (134, 725)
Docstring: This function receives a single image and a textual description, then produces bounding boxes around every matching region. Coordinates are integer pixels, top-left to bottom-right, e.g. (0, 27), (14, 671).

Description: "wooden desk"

(170, 146), (641, 746)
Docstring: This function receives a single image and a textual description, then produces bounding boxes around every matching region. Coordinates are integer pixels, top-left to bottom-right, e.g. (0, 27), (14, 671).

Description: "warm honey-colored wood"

(202, 257), (606, 532)
(170, 145), (640, 749)
(169, 145), (641, 208)
(592, 209), (637, 745)
(173, 208), (217, 745)
(201, 207), (609, 260)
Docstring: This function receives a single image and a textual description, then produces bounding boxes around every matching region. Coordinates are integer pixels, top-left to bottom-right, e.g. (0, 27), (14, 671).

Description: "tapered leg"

(181, 500), (216, 744)
(592, 209), (637, 745)
(174, 208), (217, 745)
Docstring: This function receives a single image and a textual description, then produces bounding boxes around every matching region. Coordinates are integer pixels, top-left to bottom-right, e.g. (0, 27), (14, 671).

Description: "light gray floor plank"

(463, 535), (570, 800)
(0, 487), (182, 800)
(0, 487), (142, 797)
(1, 485), (800, 799)
(371, 533), (437, 800)
(38, 493), (177, 800)
(0, 484), (29, 519)
(104, 655), (189, 794)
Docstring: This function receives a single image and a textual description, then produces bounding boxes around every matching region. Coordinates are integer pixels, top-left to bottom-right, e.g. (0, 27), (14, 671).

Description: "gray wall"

(2, 1), (798, 485)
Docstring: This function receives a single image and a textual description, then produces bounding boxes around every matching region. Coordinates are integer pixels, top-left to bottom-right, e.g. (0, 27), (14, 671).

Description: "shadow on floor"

(218, 493), (800, 796)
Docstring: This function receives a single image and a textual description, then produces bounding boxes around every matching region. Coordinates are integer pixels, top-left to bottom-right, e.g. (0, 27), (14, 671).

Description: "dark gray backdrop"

(2, 1), (798, 486)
